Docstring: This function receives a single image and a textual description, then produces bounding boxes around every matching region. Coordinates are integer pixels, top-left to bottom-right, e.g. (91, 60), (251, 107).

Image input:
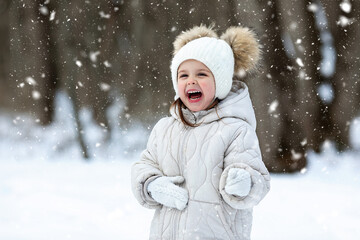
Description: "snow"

(340, 0), (352, 14)
(39, 6), (49, 16)
(307, 3), (319, 13)
(25, 77), (37, 86)
(90, 51), (100, 63)
(99, 82), (111, 92)
(103, 60), (112, 68)
(268, 100), (279, 114)
(49, 11), (56, 21)
(31, 90), (41, 100)
(296, 58), (304, 67)
(337, 15), (354, 27)
(99, 11), (111, 19)
(1, 92), (360, 239)
(75, 60), (82, 67)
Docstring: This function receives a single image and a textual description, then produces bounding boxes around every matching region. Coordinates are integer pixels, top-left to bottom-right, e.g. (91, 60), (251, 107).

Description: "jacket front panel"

(159, 119), (237, 202)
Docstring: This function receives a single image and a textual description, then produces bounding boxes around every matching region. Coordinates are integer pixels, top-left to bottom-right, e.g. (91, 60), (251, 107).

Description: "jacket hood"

(170, 81), (257, 129)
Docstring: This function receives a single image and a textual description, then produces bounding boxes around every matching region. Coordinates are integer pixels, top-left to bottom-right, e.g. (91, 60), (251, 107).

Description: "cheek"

(177, 81), (185, 93)
(203, 82), (216, 98)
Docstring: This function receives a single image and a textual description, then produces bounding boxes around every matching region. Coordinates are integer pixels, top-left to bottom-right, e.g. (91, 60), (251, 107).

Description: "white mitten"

(225, 168), (251, 197)
(147, 176), (188, 211)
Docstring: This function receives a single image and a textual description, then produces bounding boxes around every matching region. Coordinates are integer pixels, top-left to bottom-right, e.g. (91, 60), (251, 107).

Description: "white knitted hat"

(170, 37), (234, 100)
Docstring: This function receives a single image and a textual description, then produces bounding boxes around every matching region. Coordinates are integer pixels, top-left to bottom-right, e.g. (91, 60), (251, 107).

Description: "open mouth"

(187, 90), (202, 101)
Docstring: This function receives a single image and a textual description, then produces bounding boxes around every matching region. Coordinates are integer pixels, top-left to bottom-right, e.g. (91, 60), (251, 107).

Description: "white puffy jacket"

(131, 82), (270, 240)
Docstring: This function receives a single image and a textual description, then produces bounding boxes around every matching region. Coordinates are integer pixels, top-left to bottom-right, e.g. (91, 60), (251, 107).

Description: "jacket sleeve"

(131, 119), (165, 209)
(219, 123), (270, 209)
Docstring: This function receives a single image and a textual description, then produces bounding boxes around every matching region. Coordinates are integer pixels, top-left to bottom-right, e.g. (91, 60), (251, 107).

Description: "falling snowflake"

(103, 60), (112, 68)
(296, 58), (304, 67)
(307, 3), (319, 12)
(90, 51), (100, 63)
(75, 60), (82, 67)
(340, 0), (352, 13)
(337, 16), (353, 27)
(291, 149), (302, 160)
(99, 11), (110, 19)
(268, 100), (279, 113)
(26, 76), (37, 86)
(13, 116), (21, 125)
(301, 138), (307, 146)
(237, 69), (246, 78)
(39, 6), (49, 15)
(299, 70), (306, 80)
(32, 90), (41, 100)
(100, 82), (111, 92)
(49, 11), (56, 21)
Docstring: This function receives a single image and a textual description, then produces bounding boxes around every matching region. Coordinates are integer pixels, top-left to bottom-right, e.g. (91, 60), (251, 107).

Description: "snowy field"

(1, 93), (360, 240)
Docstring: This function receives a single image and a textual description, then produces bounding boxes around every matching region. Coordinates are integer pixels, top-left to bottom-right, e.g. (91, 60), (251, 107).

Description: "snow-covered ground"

(1, 92), (360, 239)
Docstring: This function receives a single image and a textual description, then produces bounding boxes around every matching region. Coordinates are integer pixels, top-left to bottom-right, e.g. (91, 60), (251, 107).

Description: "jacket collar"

(170, 81), (257, 129)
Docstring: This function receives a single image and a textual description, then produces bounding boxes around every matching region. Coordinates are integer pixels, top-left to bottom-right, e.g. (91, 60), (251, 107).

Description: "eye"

(198, 72), (207, 77)
(178, 74), (188, 79)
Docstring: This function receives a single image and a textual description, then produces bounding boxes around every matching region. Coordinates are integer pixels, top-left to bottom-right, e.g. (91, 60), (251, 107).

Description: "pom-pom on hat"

(170, 25), (260, 100)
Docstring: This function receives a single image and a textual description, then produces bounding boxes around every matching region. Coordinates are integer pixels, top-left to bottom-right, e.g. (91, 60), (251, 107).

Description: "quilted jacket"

(131, 82), (270, 240)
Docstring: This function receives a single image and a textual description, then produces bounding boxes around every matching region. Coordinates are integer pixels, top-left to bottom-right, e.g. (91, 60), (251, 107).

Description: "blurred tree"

(0, 0), (10, 106)
(119, 0), (174, 127)
(323, 0), (360, 150)
(234, 0), (295, 172)
(255, 0), (320, 172)
(8, 0), (58, 125)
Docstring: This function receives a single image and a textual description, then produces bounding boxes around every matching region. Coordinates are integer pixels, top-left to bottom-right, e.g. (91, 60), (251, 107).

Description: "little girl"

(131, 25), (270, 240)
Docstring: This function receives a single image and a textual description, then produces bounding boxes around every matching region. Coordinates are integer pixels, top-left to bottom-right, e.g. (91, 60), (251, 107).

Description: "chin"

(187, 104), (205, 112)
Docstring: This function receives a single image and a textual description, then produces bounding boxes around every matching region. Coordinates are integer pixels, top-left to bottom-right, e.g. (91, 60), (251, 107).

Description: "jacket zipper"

(172, 125), (191, 239)
(178, 125), (191, 178)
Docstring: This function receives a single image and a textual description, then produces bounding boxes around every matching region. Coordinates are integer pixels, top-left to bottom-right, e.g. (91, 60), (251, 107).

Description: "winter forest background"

(0, 0), (359, 239)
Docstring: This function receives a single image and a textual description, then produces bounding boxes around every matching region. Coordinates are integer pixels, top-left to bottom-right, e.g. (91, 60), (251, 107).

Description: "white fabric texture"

(147, 176), (188, 211)
(225, 168), (252, 197)
(170, 37), (234, 100)
(131, 81), (270, 240)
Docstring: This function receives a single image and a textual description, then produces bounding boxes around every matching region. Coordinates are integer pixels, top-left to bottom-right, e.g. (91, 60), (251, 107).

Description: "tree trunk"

(0, 0), (11, 107)
(324, 0), (360, 150)
(8, 0), (58, 125)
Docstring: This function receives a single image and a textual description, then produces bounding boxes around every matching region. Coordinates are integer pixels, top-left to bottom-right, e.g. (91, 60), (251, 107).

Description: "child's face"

(177, 59), (216, 112)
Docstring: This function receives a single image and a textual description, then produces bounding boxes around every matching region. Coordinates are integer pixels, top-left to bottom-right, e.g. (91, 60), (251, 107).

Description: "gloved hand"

(147, 176), (188, 211)
(225, 168), (251, 197)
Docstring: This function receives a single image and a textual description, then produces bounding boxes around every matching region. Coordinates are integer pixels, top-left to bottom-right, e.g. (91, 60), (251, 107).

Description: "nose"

(187, 77), (197, 85)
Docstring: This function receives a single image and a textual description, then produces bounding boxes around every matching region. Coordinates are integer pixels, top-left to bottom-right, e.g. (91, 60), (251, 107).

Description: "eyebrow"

(198, 69), (211, 72)
(178, 69), (211, 73)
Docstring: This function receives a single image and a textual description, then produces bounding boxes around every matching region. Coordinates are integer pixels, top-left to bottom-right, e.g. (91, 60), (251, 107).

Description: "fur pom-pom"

(173, 25), (218, 55)
(220, 26), (260, 74)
